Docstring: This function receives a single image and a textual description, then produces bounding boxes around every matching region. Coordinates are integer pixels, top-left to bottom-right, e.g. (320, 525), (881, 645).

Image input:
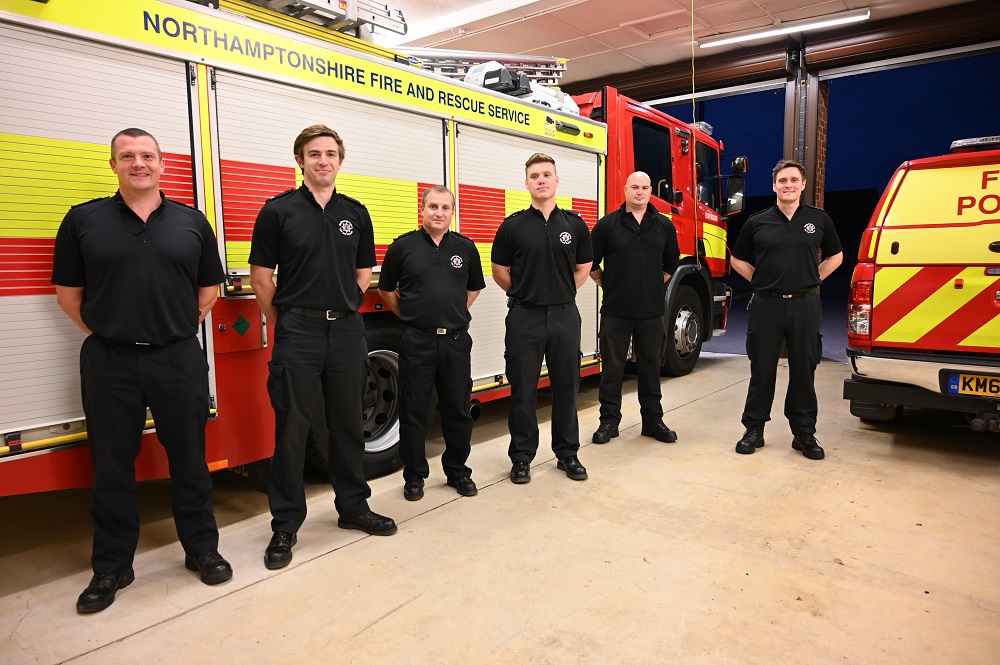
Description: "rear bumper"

(844, 353), (1000, 414)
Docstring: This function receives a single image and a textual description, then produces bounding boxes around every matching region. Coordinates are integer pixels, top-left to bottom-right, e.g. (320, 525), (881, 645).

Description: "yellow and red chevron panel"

(871, 265), (1000, 354)
(0, 133), (193, 296)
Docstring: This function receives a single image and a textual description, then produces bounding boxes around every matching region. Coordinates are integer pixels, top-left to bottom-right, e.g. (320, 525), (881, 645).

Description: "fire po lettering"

(956, 169), (1000, 215)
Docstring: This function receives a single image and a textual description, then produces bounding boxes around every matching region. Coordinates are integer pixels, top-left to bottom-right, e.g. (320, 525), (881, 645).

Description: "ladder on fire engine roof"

(402, 47), (568, 86)
(241, 0), (407, 36)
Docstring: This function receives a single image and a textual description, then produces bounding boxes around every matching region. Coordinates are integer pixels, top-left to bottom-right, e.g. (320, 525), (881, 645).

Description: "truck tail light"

(847, 262), (875, 352)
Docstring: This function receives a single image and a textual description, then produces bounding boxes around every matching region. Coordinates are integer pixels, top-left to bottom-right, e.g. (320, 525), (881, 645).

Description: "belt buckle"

(326, 310), (338, 320)
(435, 327), (447, 335)
(780, 294), (793, 299)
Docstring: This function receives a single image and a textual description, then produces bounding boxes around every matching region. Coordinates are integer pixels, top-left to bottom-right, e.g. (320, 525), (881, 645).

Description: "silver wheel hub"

(363, 349), (400, 454)
(673, 306), (700, 358)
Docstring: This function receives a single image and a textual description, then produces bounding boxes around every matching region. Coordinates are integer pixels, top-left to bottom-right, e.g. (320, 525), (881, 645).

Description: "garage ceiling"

(382, 0), (984, 87)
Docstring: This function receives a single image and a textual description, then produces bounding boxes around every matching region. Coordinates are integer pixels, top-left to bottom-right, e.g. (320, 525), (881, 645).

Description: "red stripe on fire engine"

(0, 237), (55, 296)
(872, 265), (965, 334)
(915, 275), (1000, 348)
(572, 198), (598, 229)
(375, 243), (389, 266)
(161, 153), (195, 206)
(457, 184), (505, 243)
(220, 160), (297, 242)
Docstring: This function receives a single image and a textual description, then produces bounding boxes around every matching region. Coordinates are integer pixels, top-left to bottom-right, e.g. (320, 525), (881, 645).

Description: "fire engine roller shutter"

(212, 71), (446, 272)
(0, 23), (193, 437)
(454, 124), (601, 380)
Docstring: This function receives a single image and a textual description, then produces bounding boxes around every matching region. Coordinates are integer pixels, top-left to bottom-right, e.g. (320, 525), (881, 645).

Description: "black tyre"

(303, 323), (404, 480)
(661, 285), (704, 377)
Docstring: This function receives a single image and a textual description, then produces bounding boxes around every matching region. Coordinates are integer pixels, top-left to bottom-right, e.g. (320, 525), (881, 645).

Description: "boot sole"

(337, 520), (398, 536)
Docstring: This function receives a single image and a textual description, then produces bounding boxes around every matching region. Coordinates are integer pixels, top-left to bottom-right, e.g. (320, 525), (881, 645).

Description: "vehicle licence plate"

(948, 373), (1000, 397)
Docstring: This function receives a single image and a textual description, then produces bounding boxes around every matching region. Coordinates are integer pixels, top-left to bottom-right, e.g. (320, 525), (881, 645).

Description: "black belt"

(508, 298), (571, 309)
(757, 286), (820, 299)
(284, 306), (351, 320)
(410, 325), (468, 336)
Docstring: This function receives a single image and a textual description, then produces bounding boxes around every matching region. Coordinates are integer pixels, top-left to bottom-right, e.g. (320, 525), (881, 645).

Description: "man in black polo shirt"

(378, 186), (486, 501)
(730, 159), (843, 460)
(249, 124), (397, 570)
(589, 171), (680, 445)
(52, 128), (231, 614)
(491, 152), (593, 484)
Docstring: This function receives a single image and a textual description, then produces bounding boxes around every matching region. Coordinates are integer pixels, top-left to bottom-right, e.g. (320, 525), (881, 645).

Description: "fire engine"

(0, 0), (745, 496)
(844, 136), (1000, 432)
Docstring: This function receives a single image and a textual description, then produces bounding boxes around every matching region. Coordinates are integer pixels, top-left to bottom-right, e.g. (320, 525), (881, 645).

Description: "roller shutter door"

(454, 124), (601, 380)
(0, 23), (192, 437)
(213, 71), (446, 272)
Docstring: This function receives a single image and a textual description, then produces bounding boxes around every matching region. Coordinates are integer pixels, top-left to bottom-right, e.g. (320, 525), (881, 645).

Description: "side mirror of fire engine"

(731, 156), (748, 175)
(725, 176), (746, 216)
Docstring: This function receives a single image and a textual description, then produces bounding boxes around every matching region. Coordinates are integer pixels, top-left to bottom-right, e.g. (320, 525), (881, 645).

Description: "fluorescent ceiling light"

(699, 8), (871, 49)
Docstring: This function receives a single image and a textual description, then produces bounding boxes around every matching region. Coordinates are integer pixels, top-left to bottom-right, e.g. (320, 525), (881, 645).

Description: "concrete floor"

(2, 354), (1000, 664)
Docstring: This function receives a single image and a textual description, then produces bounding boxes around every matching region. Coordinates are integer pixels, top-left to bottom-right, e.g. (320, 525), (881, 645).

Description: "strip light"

(699, 8), (871, 48)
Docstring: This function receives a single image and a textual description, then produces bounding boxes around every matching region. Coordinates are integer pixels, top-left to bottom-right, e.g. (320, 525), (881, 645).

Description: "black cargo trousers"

(266, 310), (371, 534)
(398, 327), (474, 481)
(504, 302), (582, 463)
(80, 334), (218, 574)
(741, 291), (823, 435)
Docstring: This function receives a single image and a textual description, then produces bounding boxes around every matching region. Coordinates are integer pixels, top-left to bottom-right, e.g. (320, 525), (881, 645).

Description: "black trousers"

(598, 314), (664, 426)
(267, 311), (370, 533)
(398, 327), (474, 481)
(742, 292), (823, 434)
(504, 303), (581, 462)
(80, 335), (218, 574)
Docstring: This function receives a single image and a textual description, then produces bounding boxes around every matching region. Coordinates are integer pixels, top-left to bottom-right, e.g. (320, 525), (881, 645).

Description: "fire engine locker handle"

(989, 241), (1000, 252)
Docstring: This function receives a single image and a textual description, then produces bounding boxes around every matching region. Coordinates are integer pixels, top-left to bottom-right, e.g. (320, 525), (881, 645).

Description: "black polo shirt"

(491, 206), (593, 306)
(248, 185), (376, 311)
(51, 191), (225, 346)
(732, 203), (842, 293)
(591, 202), (680, 319)
(378, 229), (486, 330)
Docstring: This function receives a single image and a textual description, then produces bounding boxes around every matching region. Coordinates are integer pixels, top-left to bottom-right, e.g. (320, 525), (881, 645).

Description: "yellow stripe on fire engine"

(337, 174), (419, 245)
(875, 267), (991, 343)
(0, 0), (605, 150)
(474, 242), (492, 271)
(959, 313), (1000, 349)
(871, 266), (921, 308)
(702, 220), (726, 260)
(877, 223), (1000, 266)
(195, 63), (217, 232)
(225, 241), (252, 269)
(0, 133), (116, 238)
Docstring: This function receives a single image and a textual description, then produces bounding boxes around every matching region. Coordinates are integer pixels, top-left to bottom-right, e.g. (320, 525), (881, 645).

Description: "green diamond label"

(232, 316), (251, 336)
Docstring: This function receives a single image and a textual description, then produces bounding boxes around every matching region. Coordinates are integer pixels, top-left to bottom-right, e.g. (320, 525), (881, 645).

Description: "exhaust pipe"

(469, 400), (482, 421)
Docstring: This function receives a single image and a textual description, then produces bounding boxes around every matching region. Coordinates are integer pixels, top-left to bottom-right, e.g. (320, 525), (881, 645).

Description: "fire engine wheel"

(661, 285), (703, 377)
(361, 326), (404, 479)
